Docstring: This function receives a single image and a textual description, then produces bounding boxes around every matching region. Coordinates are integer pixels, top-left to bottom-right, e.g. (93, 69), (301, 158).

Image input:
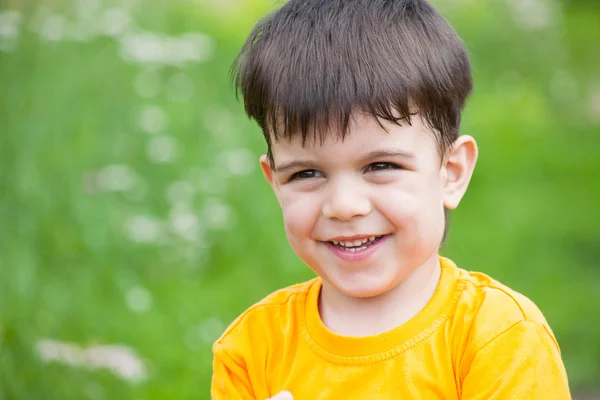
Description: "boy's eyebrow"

(362, 149), (416, 162)
(274, 160), (318, 173)
(274, 150), (415, 173)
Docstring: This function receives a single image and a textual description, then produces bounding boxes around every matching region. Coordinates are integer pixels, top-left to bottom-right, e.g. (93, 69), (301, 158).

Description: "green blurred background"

(1, 0), (599, 398)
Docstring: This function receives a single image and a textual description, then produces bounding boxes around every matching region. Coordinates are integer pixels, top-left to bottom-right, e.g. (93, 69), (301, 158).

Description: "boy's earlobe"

(442, 135), (478, 210)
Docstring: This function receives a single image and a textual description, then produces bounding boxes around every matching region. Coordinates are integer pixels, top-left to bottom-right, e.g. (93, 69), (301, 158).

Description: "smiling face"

(260, 112), (477, 299)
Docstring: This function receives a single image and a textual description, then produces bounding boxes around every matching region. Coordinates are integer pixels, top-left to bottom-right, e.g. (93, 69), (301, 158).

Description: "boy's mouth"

(328, 235), (386, 252)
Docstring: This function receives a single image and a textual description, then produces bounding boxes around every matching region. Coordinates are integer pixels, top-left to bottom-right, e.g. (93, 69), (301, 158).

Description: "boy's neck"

(318, 254), (442, 337)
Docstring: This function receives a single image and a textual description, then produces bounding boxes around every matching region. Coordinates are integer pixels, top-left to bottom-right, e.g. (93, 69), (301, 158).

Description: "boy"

(212, 0), (571, 398)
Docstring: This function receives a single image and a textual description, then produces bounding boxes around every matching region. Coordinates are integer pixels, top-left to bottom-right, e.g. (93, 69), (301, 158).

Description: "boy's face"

(260, 112), (477, 299)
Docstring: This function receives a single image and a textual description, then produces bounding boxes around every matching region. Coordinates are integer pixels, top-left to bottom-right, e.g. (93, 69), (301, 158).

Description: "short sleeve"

(461, 320), (571, 399)
(211, 343), (256, 400)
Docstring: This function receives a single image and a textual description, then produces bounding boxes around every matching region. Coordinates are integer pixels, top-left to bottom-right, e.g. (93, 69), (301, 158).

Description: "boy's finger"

(268, 391), (293, 400)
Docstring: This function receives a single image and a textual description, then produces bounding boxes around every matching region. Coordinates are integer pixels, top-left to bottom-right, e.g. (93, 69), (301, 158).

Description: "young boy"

(211, 0), (571, 398)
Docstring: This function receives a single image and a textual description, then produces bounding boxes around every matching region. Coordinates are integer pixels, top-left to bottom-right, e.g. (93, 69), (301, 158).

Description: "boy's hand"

(268, 391), (293, 400)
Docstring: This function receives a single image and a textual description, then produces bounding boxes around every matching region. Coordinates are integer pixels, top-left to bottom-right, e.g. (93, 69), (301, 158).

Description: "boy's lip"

(323, 234), (390, 262)
(325, 234), (387, 242)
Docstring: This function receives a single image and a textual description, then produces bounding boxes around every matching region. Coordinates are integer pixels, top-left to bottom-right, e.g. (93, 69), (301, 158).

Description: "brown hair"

(232, 0), (473, 165)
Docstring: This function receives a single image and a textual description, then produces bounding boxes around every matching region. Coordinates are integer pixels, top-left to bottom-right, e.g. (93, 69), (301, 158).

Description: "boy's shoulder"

(456, 264), (548, 321)
(214, 278), (318, 350)
(450, 261), (558, 351)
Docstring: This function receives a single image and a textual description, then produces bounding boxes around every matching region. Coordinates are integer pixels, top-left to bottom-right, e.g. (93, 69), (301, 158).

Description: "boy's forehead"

(270, 113), (436, 160)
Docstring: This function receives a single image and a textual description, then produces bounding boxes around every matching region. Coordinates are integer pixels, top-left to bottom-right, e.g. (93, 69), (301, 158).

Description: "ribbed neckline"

(301, 256), (462, 364)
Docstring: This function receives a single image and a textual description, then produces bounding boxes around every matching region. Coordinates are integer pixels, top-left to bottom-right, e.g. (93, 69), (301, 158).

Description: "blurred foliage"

(0, 0), (599, 398)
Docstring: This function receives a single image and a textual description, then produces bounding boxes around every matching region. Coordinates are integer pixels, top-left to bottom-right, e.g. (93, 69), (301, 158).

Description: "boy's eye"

(365, 162), (401, 172)
(290, 169), (323, 181)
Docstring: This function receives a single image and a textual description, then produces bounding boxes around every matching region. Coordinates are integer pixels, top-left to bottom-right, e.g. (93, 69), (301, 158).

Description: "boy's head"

(234, 0), (473, 164)
(233, 0), (478, 298)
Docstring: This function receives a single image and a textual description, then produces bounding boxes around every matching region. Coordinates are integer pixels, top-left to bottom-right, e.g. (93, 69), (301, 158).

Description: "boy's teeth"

(331, 236), (382, 248)
(348, 246), (367, 252)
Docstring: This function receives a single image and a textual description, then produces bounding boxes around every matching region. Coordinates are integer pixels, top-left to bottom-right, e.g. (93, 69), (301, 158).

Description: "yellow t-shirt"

(211, 257), (571, 399)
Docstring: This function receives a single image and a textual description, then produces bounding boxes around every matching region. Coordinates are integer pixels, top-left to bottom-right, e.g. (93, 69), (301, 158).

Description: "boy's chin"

(330, 276), (396, 299)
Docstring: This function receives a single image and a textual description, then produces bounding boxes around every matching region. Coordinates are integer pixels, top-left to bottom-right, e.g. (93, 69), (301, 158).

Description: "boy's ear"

(442, 135), (478, 210)
(259, 154), (281, 199)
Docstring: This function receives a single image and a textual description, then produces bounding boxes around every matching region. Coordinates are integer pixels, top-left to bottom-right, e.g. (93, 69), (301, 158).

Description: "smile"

(324, 234), (391, 262)
(330, 235), (384, 252)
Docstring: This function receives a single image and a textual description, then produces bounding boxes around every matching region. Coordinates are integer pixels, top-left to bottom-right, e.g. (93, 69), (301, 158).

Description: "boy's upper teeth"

(332, 236), (379, 247)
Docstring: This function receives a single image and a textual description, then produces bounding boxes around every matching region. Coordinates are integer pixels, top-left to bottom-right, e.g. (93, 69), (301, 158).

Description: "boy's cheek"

(377, 192), (422, 220)
(280, 200), (318, 234)
(381, 184), (443, 214)
(379, 194), (444, 235)
(278, 190), (308, 209)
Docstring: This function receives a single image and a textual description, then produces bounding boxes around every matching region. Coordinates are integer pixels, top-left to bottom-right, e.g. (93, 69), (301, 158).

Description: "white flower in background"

(120, 31), (214, 66)
(97, 164), (137, 192)
(124, 215), (162, 244)
(135, 69), (162, 98)
(589, 88), (600, 122)
(86, 344), (147, 382)
(97, 164), (138, 192)
(39, 14), (66, 42)
(166, 180), (196, 205)
(202, 199), (233, 230)
(0, 10), (21, 52)
(37, 339), (148, 383)
(100, 8), (131, 37)
(221, 148), (255, 176)
(37, 338), (85, 365)
(178, 32), (214, 63)
(169, 204), (202, 243)
(138, 104), (167, 134)
(166, 72), (195, 102)
(120, 32), (163, 63)
(507, 0), (555, 30)
(146, 135), (179, 163)
(125, 285), (153, 313)
(0, 10), (21, 39)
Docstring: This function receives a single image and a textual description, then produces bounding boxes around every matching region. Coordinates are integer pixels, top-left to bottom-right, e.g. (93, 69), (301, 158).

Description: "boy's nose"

(322, 180), (372, 221)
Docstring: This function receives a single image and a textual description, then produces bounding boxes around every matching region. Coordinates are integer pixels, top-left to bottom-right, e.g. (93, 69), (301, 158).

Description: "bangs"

(232, 0), (472, 157)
